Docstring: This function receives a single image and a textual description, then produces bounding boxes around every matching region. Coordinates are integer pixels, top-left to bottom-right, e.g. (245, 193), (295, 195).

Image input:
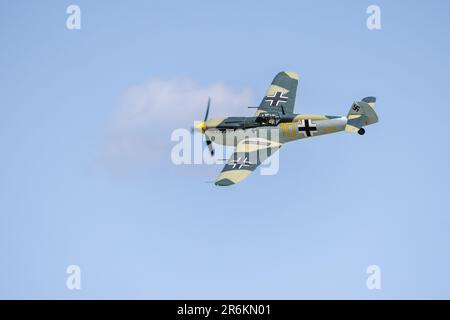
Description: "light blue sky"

(1, 0), (450, 299)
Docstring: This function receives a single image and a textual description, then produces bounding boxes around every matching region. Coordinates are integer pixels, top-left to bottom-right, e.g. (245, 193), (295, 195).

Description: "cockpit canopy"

(256, 113), (280, 126)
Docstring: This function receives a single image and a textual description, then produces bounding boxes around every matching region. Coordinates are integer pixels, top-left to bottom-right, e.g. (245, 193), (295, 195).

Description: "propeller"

(192, 97), (215, 157)
(204, 97), (210, 122)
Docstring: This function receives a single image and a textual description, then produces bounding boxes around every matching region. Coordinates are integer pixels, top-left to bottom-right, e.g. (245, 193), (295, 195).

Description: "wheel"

(358, 128), (366, 135)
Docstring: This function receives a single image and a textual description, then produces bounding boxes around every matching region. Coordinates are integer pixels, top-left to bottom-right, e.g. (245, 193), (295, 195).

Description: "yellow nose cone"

(195, 121), (206, 133)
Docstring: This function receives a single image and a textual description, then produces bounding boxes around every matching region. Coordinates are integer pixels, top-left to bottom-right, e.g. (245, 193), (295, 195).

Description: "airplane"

(194, 71), (378, 186)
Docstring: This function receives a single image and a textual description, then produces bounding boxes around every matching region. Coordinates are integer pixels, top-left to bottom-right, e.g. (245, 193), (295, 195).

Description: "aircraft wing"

(215, 137), (282, 186)
(255, 71), (299, 116)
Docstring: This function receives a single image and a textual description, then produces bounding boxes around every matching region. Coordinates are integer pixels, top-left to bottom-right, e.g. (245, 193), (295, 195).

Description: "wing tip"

(283, 71), (299, 80)
(215, 178), (235, 187)
(215, 169), (252, 186)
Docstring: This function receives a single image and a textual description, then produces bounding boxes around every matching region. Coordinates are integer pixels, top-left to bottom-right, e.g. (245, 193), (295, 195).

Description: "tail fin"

(361, 96), (376, 109)
(345, 97), (378, 133)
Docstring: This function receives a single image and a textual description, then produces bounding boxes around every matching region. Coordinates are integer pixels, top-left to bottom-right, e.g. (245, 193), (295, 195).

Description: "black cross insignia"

(298, 119), (317, 137)
(229, 157), (252, 169)
(264, 91), (288, 107)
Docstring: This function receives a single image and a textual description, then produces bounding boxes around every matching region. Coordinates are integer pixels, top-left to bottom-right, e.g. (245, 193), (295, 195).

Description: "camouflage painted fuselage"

(205, 114), (347, 146)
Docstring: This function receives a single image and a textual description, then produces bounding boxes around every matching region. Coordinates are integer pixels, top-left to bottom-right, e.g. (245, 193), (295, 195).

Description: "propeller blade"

(204, 97), (211, 122)
(205, 138), (215, 156)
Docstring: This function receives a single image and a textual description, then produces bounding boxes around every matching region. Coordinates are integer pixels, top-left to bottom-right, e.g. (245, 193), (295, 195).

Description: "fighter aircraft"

(194, 71), (378, 186)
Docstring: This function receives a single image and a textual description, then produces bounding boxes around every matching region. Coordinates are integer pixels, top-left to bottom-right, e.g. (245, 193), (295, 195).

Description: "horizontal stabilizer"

(362, 96), (376, 109)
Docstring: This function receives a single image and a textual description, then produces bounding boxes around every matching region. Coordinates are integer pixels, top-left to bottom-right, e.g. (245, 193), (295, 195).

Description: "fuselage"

(204, 114), (348, 146)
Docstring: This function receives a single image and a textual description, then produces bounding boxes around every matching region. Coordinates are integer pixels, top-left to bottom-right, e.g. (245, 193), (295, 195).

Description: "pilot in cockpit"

(256, 113), (280, 126)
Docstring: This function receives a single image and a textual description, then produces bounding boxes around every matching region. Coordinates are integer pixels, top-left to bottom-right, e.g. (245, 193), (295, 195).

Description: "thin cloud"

(102, 77), (254, 171)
